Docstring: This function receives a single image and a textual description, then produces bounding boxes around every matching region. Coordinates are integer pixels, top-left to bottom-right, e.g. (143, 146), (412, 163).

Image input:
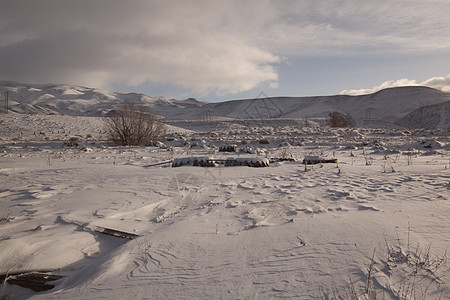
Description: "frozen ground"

(1, 114), (450, 299)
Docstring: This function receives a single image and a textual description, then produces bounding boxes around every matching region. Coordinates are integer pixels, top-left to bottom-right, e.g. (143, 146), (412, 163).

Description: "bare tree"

(104, 101), (166, 146)
(327, 111), (356, 128)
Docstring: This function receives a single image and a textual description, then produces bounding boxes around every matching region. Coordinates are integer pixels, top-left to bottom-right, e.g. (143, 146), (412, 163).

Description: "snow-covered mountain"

(0, 81), (205, 117)
(396, 100), (450, 129)
(1, 81), (450, 127)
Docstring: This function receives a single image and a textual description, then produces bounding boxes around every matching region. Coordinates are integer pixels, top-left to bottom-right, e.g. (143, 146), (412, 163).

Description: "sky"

(1, 0), (450, 102)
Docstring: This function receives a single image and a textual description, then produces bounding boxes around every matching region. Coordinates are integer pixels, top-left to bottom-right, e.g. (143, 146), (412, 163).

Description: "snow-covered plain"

(1, 111), (449, 300)
(1, 80), (450, 299)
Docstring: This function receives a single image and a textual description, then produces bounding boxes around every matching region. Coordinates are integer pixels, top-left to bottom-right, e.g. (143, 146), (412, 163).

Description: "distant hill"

(1, 81), (450, 128)
(396, 101), (450, 129)
(206, 87), (450, 124)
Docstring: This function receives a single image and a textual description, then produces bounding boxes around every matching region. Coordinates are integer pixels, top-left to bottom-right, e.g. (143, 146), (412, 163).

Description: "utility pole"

(4, 91), (8, 114)
(202, 104), (210, 121)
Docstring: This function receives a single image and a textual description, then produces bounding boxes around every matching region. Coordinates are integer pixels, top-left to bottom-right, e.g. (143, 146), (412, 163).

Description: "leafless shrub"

(43, 151), (65, 166)
(328, 111), (356, 128)
(329, 230), (448, 300)
(406, 154), (414, 166)
(279, 147), (293, 160)
(67, 136), (80, 146)
(364, 155), (373, 166)
(104, 101), (166, 146)
(382, 158), (396, 173)
(302, 116), (311, 127)
(259, 138), (270, 144)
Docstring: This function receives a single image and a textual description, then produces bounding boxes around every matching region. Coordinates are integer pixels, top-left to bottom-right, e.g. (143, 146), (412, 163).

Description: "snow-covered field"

(1, 113), (450, 299)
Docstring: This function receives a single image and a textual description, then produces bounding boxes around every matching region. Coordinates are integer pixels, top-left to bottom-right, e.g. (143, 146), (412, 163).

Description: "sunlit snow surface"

(1, 113), (449, 299)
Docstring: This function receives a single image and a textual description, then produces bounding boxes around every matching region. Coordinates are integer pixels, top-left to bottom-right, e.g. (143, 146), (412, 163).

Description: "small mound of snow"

(62, 89), (85, 96)
(172, 157), (216, 167)
(225, 157), (269, 167)
(417, 139), (444, 149)
(219, 145), (238, 152)
(38, 93), (56, 100)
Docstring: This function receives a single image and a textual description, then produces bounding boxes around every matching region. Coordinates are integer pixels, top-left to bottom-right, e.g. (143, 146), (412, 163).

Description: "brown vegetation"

(328, 111), (356, 127)
(104, 101), (166, 146)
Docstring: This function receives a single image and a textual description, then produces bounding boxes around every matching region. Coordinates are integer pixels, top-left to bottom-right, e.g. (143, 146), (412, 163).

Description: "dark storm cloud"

(1, 0), (449, 95)
(0, 0), (280, 94)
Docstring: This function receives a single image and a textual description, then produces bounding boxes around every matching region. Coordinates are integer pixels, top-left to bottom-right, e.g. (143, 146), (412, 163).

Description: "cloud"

(340, 79), (419, 95)
(422, 75), (450, 92)
(340, 74), (450, 95)
(1, 1), (449, 96)
(0, 1), (280, 95)
(256, 0), (450, 56)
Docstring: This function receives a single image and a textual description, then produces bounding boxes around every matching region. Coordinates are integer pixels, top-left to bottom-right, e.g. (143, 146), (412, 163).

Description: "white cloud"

(340, 79), (419, 95)
(340, 74), (450, 95)
(422, 75), (450, 92)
